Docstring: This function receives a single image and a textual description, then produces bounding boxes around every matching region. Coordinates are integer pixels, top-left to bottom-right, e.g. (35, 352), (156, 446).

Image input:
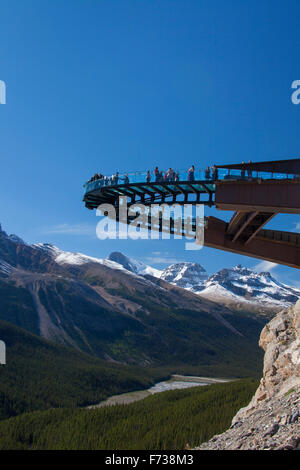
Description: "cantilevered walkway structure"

(83, 159), (300, 269)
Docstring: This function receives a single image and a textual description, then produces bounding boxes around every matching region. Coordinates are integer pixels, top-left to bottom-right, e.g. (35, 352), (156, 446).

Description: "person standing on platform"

(247, 160), (253, 178)
(212, 165), (218, 180)
(205, 166), (210, 180)
(188, 165), (195, 181)
(155, 167), (159, 182)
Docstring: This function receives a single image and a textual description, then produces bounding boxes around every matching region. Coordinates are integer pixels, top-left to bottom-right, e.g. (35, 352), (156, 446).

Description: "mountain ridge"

(0, 223), (267, 375)
(2, 220), (297, 314)
(104, 252), (300, 313)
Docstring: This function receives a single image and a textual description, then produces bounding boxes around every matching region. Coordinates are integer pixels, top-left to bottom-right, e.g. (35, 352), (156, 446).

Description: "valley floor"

(88, 375), (232, 408)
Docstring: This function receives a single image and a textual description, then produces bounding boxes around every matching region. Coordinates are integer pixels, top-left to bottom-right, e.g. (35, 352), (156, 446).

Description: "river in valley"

(88, 375), (232, 409)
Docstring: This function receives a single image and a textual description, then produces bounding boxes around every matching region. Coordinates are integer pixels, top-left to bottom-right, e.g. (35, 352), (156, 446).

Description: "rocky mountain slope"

(197, 300), (300, 450)
(0, 223), (267, 375)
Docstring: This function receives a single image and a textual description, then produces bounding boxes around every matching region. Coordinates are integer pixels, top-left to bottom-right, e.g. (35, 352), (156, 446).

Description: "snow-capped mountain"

(1, 221), (299, 313)
(199, 265), (300, 312)
(30, 245), (162, 278)
(160, 262), (208, 291)
(33, 243), (137, 273)
(155, 260), (300, 312)
(0, 224), (159, 282)
(107, 252), (162, 278)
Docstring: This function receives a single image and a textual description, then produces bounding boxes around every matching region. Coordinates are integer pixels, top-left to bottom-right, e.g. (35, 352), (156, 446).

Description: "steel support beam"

(215, 180), (300, 214)
(204, 216), (300, 269)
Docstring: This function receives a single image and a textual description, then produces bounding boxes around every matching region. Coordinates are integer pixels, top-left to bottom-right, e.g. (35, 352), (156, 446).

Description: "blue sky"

(0, 0), (300, 285)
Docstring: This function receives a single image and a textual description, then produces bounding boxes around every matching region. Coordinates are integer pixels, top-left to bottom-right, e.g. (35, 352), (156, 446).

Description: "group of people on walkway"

(87, 162), (255, 189)
(87, 171), (129, 186)
(87, 165), (220, 188)
(186, 164), (219, 182)
(150, 165), (219, 183)
(153, 167), (180, 183)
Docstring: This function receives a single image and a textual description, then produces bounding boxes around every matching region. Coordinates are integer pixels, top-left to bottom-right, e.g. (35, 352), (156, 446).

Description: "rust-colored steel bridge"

(83, 158), (300, 269)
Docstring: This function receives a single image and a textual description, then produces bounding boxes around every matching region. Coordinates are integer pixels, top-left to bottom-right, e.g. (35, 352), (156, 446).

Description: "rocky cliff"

(197, 300), (300, 450)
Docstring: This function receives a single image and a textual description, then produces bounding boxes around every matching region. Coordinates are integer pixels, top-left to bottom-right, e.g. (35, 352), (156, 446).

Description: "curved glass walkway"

(84, 166), (299, 196)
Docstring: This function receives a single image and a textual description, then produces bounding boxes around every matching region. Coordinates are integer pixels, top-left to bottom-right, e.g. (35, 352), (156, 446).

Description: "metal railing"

(83, 167), (300, 195)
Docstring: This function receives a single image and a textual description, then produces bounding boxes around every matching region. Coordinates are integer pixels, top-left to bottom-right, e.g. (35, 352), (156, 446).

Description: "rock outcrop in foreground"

(198, 300), (300, 450)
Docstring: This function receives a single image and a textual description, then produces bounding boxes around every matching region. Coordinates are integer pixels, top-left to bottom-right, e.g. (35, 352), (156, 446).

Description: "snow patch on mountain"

(34, 244), (132, 271)
(32, 244), (158, 285)
(0, 260), (14, 275)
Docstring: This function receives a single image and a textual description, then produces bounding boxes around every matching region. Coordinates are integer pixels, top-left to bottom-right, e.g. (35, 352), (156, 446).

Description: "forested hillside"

(0, 320), (168, 420)
(0, 378), (258, 450)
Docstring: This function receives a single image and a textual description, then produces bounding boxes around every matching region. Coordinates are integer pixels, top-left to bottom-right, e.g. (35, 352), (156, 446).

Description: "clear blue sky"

(0, 0), (300, 285)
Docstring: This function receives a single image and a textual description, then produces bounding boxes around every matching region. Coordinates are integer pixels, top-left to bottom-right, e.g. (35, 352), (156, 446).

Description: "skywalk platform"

(83, 159), (300, 268)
